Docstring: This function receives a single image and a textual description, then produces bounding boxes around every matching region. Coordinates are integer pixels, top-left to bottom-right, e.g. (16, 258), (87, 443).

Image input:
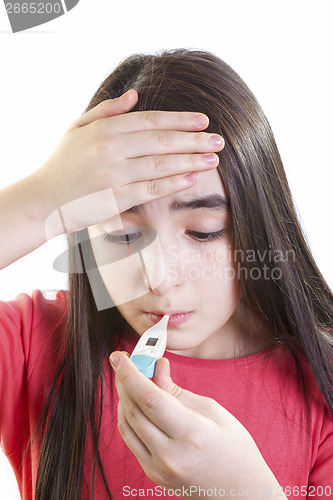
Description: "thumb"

(69, 89), (138, 130)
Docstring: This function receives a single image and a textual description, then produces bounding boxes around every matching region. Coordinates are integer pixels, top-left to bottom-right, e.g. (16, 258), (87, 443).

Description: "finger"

(117, 401), (152, 461)
(118, 403), (163, 483)
(102, 110), (209, 134)
(116, 350), (130, 358)
(110, 352), (194, 438)
(117, 170), (200, 213)
(121, 153), (219, 184)
(116, 377), (169, 454)
(121, 130), (224, 159)
(154, 358), (226, 425)
(152, 358), (183, 397)
(152, 358), (170, 390)
(69, 89), (138, 130)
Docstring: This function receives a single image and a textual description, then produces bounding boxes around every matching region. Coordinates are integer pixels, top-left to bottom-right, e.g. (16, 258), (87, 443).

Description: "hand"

(32, 89), (224, 238)
(110, 351), (285, 499)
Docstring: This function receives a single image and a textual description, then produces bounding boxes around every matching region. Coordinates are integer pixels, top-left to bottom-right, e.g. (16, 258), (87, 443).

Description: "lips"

(144, 311), (193, 327)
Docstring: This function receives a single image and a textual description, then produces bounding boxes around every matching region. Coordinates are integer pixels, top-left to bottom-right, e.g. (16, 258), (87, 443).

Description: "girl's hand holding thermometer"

(109, 350), (286, 499)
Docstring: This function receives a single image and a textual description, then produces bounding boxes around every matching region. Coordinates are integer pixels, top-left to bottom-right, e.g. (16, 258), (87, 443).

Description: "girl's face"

(88, 170), (244, 359)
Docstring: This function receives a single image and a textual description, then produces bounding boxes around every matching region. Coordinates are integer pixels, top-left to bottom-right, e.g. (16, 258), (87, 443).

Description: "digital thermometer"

(130, 315), (169, 378)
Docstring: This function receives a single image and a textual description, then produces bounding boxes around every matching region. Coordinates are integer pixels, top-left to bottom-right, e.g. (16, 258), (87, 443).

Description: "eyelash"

(186, 229), (225, 243)
(104, 231), (142, 244)
(104, 229), (225, 245)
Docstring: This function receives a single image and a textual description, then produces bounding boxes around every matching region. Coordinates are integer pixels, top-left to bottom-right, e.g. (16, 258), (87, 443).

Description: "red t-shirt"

(0, 290), (332, 499)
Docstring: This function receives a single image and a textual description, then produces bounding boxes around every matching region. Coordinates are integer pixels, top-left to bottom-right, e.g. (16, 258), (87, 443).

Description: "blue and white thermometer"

(130, 315), (169, 378)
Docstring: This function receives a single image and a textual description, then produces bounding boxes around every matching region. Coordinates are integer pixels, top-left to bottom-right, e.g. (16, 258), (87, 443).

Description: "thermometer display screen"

(146, 337), (158, 346)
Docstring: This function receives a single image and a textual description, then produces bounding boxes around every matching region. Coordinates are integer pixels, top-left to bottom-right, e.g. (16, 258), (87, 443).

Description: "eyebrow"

(124, 194), (230, 215)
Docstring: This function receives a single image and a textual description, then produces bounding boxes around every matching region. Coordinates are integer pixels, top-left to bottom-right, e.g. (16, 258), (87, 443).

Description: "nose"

(141, 235), (185, 296)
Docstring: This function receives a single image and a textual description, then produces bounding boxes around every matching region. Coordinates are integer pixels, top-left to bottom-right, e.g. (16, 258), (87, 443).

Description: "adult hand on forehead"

(32, 89), (224, 238)
(110, 351), (286, 499)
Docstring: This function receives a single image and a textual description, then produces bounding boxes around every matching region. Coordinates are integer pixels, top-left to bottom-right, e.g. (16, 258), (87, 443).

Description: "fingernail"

(210, 134), (223, 147)
(202, 153), (218, 166)
(194, 113), (209, 128)
(119, 89), (132, 99)
(110, 353), (120, 368)
(184, 172), (198, 184)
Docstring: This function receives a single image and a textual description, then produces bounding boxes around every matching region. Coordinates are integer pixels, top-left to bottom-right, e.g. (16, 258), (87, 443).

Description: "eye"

(186, 229), (225, 243)
(104, 231), (142, 244)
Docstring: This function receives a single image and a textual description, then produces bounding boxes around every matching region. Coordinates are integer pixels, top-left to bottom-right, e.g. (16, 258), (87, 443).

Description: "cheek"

(189, 244), (241, 309)
(97, 257), (148, 306)
(186, 244), (238, 283)
(96, 248), (168, 307)
(198, 268), (240, 306)
(88, 228), (168, 306)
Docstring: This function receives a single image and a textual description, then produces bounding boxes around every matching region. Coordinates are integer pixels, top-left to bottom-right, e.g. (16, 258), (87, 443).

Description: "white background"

(0, 1), (332, 497)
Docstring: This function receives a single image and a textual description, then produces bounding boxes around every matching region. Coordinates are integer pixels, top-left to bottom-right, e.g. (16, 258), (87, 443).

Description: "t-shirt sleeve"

(308, 401), (333, 498)
(0, 290), (67, 456)
(0, 293), (32, 455)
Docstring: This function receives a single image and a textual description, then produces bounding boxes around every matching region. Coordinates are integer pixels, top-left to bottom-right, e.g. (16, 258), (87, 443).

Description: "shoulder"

(277, 344), (333, 442)
(0, 290), (68, 455)
(0, 288), (68, 323)
(0, 289), (68, 376)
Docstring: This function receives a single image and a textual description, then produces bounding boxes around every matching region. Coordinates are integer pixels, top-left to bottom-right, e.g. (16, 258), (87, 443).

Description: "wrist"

(27, 170), (64, 240)
(0, 173), (60, 269)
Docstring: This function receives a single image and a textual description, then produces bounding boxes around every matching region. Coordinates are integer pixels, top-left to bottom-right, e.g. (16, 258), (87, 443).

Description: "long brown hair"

(34, 49), (333, 499)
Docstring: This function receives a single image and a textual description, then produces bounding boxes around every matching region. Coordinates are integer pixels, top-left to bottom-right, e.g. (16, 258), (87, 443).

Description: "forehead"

(184, 168), (226, 197)
(89, 169), (228, 236)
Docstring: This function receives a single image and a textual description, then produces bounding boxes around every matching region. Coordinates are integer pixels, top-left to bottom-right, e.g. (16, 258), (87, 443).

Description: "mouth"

(144, 311), (193, 327)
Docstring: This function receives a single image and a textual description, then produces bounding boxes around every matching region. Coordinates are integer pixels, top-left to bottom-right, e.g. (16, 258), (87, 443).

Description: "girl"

(0, 49), (332, 500)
